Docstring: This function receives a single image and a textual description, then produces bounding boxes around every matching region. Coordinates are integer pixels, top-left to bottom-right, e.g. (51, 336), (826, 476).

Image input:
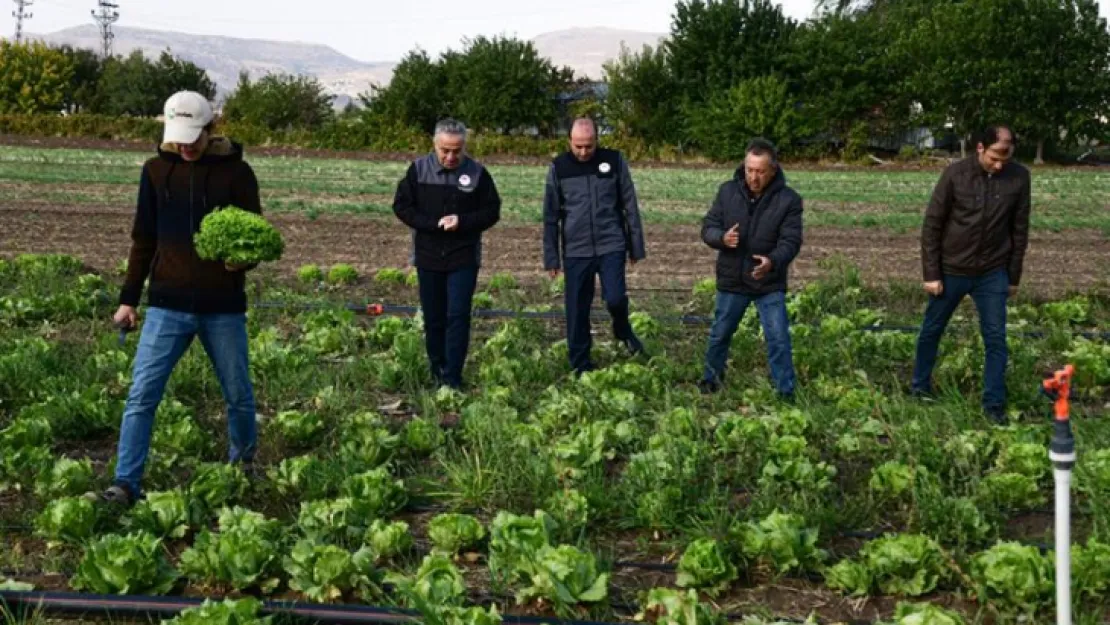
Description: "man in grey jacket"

(543, 118), (647, 375)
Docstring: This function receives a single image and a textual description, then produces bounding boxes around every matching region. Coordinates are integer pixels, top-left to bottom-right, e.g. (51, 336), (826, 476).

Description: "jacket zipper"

(190, 164), (197, 312)
(978, 173), (990, 264)
(587, 175), (597, 256)
(743, 188), (766, 280)
(441, 181), (448, 261)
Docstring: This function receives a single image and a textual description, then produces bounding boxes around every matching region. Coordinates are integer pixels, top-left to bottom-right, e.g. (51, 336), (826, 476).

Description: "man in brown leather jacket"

(912, 125), (1032, 425)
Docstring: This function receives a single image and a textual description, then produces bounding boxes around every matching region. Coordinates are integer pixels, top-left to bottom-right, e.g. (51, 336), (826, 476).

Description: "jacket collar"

(157, 136), (243, 165)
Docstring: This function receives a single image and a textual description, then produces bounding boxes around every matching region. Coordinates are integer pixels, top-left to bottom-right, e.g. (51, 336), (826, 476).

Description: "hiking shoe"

(85, 483), (136, 507)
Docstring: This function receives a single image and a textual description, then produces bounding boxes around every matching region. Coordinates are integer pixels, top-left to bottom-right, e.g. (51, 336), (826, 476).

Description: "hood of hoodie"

(157, 136), (243, 165)
(733, 163), (787, 201)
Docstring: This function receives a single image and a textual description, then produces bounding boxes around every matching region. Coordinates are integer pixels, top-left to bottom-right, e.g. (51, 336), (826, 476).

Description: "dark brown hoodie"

(119, 137), (261, 314)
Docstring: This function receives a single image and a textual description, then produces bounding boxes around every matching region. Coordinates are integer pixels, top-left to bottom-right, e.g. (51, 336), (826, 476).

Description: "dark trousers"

(417, 266), (479, 387)
(912, 268), (1009, 411)
(564, 252), (635, 373)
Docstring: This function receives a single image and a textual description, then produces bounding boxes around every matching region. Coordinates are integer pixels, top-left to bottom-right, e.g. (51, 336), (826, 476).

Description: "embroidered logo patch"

(459, 174), (472, 186)
(599, 163), (611, 174)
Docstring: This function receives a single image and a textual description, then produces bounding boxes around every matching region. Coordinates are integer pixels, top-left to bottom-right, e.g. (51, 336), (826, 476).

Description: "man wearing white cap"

(90, 91), (264, 506)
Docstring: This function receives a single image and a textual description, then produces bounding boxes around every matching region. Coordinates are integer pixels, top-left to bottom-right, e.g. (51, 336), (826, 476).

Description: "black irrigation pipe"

(252, 299), (1110, 341)
(0, 590), (632, 625)
(0, 589), (879, 625)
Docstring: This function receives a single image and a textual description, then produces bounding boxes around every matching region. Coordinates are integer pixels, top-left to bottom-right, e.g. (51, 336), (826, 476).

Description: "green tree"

(222, 71), (335, 130)
(786, 8), (917, 141)
(445, 35), (573, 134)
(902, 0), (1110, 161)
(686, 74), (808, 160)
(0, 40), (75, 114)
(601, 43), (684, 144)
(95, 49), (215, 116)
(1008, 0), (1110, 162)
(666, 0), (798, 106)
(360, 49), (450, 133)
(55, 45), (103, 113)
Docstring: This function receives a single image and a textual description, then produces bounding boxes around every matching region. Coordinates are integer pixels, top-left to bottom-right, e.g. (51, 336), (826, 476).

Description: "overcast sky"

(12, 0), (1110, 62)
(13, 0), (823, 61)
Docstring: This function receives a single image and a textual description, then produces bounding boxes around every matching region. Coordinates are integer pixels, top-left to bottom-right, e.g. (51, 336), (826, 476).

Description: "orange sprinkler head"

(1043, 365), (1075, 421)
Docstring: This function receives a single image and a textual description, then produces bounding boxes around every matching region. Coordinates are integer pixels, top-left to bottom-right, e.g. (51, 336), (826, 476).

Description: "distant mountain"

(32, 25), (395, 102)
(532, 27), (667, 79)
(30, 25), (667, 101)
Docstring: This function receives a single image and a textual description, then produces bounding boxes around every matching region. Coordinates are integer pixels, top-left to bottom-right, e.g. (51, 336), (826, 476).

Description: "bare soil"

(2, 204), (1107, 298)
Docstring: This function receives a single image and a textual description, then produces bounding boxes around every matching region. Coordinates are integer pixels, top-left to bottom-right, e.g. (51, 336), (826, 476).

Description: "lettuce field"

(1, 140), (1110, 624)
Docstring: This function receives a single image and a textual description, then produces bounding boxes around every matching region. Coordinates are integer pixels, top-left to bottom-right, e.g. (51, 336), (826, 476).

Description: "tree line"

(2, 0), (1108, 163)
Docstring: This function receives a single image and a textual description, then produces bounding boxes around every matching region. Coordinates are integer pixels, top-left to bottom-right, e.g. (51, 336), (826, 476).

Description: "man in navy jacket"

(543, 118), (648, 375)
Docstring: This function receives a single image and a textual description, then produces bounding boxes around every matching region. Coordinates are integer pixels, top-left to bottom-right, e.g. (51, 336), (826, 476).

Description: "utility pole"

(91, 0), (119, 59)
(12, 0), (33, 42)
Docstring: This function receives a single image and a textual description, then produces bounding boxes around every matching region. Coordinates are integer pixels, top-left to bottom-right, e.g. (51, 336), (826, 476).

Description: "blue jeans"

(912, 269), (1009, 411)
(417, 266), (479, 387)
(564, 252), (636, 372)
(115, 307), (257, 494)
(703, 290), (796, 396)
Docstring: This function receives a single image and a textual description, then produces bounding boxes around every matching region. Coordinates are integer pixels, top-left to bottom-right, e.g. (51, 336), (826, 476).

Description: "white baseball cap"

(162, 91), (214, 145)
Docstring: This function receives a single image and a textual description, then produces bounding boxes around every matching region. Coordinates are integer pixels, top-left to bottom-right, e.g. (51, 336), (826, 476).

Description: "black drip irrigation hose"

(0, 590), (631, 625)
(252, 299), (1110, 341)
(0, 587), (864, 625)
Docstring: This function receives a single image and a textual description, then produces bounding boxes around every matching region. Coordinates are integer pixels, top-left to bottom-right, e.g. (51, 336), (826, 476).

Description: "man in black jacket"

(543, 118), (647, 375)
(698, 139), (803, 399)
(393, 119), (501, 389)
(912, 125), (1031, 424)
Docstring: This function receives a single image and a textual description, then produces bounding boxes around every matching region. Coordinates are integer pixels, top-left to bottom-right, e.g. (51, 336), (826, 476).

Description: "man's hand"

(751, 255), (772, 280)
(548, 269), (560, 279)
(722, 224), (740, 248)
(438, 215), (459, 231)
(1008, 285), (1018, 298)
(113, 305), (139, 330)
(225, 262), (250, 272)
(923, 280), (944, 297)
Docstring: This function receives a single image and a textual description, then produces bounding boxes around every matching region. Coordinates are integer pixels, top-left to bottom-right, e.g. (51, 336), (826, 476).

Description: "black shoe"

(985, 407), (1009, 426)
(777, 393), (796, 405)
(237, 461), (263, 483)
(623, 336), (646, 358)
(85, 483), (136, 507)
(573, 363), (597, 378)
(910, 387), (936, 401)
(698, 379), (721, 395)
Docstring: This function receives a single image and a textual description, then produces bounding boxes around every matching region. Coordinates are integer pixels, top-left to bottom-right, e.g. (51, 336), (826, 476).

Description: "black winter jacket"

(119, 137), (261, 314)
(392, 154), (501, 272)
(701, 166), (804, 295)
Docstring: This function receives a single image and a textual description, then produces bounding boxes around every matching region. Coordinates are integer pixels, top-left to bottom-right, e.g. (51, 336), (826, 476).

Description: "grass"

(1, 146), (1109, 230)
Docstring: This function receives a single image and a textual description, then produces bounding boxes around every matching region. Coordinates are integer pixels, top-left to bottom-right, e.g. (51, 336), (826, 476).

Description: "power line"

(90, 0), (118, 58)
(11, 0), (33, 42)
